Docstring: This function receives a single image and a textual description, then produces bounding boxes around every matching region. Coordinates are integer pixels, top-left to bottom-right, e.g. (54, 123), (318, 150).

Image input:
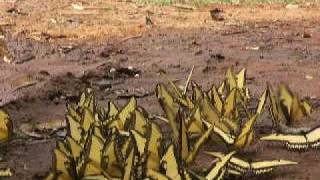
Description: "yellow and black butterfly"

(206, 151), (297, 176)
(188, 151), (236, 180)
(225, 68), (250, 100)
(269, 84), (312, 127)
(0, 109), (13, 143)
(261, 126), (320, 151)
(202, 113), (258, 150)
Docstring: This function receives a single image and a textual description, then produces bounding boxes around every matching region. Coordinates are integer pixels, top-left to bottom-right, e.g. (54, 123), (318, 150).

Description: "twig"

(120, 35), (142, 43)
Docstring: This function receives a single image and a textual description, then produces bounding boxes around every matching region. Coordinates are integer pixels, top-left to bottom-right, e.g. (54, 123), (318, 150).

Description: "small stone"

(110, 68), (116, 73)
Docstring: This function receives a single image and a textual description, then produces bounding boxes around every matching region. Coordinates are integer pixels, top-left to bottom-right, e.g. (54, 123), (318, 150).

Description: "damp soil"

(1, 1), (320, 179)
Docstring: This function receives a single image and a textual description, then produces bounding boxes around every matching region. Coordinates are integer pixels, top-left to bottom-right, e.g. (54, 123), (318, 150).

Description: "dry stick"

(120, 35), (142, 43)
(153, 115), (169, 123)
(183, 65), (194, 96)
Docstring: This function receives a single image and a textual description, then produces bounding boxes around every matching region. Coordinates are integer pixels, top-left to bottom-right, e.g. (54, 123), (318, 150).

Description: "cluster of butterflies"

(154, 67), (320, 177)
(44, 67), (320, 180)
(157, 67), (320, 152)
(45, 89), (237, 180)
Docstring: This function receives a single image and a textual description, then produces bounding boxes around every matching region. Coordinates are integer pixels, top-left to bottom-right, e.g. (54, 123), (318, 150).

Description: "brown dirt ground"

(1, 1), (320, 179)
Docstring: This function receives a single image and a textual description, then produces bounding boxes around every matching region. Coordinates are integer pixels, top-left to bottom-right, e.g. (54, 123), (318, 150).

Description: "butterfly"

(261, 126), (320, 151)
(0, 109), (13, 143)
(206, 151), (297, 176)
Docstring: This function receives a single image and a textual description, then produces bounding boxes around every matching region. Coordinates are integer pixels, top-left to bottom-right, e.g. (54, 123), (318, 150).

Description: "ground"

(1, 0), (320, 179)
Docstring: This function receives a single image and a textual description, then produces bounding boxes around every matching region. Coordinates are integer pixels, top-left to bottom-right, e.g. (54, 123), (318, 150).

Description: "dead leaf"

(0, 168), (12, 177)
(246, 46), (260, 51)
(3, 56), (12, 64)
(173, 4), (195, 11)
(286, 4), (299, 9)
(11, 75), (38, 91)
(71, 3), (84, 10)
(305, 75), (313, 80)
(19, 119), (66, 139)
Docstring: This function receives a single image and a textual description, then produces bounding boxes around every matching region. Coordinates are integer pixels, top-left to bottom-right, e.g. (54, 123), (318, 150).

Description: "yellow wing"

(0, 110), (12, 143)
(206, 151), (250, 173)
(146, 123), (162, 171)
(251, 160), (297, 171)
(236, 68), (246, 89)
(279, 84), (293, 114)
(256, 89), (268, 114)
(302, 100), (312, 115)
(65, 137), (83, 159)
(83, 160), (105, 177)
(156, 84), (179, 142)
(101, 136), (122, 178)
(66, 114), (83, 143)
(260, 133), (307, 144)
(67, 104), (82, 121)
(53, 149), (73, 180)
(107, 101), (119, 117)
(223, 89), (237, 118)
(123, 149), (135, 180)
(268, 86), (285, 127)
(206, 151), (236, 180)
(180, 115), (189, 161)
(81, 108), (96, 132)
(161, 145), (182, 180)
(217, 82), (225, 95)
(88, 135), (104, 166)
(192, 81), (204, 103)
(210, 85), (223, 114)
(289, 96), (304, 124)
(186, 125), (213, 164)
(199, 95), (230, 133)
(78, 89), (96, 113)
(306, 127), (320, 143)
(226, 67), (237, 91)
(130, 130), (147, 157)
(146, 169), (169, 180)
(187, 107), (204, 134)
(233, 114), (258, 149)
(133, 110), (148, 135)
(118, 97), (137, 127)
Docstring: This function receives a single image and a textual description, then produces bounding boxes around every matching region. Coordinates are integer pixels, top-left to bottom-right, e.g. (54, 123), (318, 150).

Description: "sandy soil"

(1, 1), (320, 179)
